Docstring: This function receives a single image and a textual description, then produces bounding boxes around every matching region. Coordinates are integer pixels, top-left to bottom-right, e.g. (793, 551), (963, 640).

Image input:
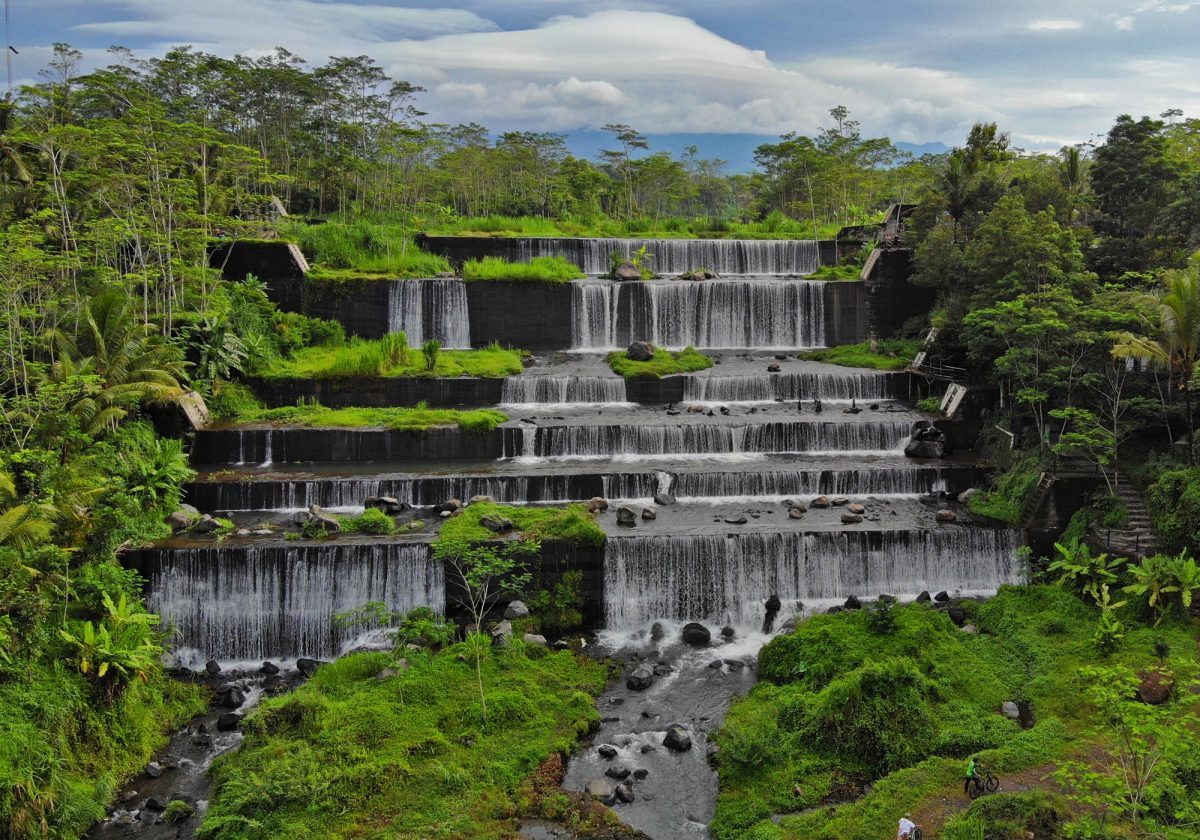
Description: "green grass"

(280, 219), (451, 278)
(714, 586), (1200, 840)
(798, 339), (920, 371)
(262, 337), (525, 379)
(807, 263), (864, 281)
(199, 647), (607, 839)
(462, 256), (585, 283)
(436, 502), (606, 549)
(968, 455), (1043, 524)
(419, 211), (869, 240)
(233, 402), (507, 433)
(607, 346), (714, 379)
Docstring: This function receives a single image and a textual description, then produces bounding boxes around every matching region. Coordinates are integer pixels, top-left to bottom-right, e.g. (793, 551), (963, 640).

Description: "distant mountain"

(563, 131), (950, 173)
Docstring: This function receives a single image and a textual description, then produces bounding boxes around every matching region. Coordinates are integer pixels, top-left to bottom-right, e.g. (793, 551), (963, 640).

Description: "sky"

(12, 0), (1200, 157)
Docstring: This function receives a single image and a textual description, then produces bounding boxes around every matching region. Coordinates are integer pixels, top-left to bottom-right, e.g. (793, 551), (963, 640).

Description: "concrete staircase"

(1096, 472), (1160, 559)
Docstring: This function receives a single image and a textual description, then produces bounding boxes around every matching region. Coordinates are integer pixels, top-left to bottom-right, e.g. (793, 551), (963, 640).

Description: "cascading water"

(142, 543), (443, 661)
(387, 279), (471, 348)
(507, 237), (821, 275)
(685, 371), (908, 403)
(501, 376), (628, 405)
(515, 420), (914, 459)
(669, 466), (951, 500)
(570, 279), (825, 350)
(603, 529), (1021, 630)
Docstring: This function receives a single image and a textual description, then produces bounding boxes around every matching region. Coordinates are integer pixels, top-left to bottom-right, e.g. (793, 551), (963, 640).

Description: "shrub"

(351, 508), (396, 535)
(607, 346), (713, 379)
(1147, 467), (1200, 556)
(461, 256), (584, 283)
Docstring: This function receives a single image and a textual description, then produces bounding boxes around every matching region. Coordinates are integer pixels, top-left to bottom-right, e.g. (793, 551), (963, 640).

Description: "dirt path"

(912, 763), (1061, 835)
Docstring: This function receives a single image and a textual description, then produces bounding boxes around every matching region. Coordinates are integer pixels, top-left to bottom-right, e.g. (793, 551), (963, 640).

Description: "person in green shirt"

(964, 756), (977, 795)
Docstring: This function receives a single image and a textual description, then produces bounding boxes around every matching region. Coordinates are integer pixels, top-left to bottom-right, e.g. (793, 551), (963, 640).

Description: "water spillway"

(684, 371), (909, 403)
(571, 278), (826, 350)
(603, 529), (1021, 630)
(132, 542), (443, 662)
(500, 375), (628, 406)
(387, 278), (471, 348)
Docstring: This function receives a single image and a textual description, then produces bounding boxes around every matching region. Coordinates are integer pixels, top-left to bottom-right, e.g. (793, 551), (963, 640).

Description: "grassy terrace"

(232, 402), (507, 433)
(798, 338), (920, 371)
(420, 212), (874, 240)
(280, 219), (452, 278)
(462, 256), (585, 283)
(200, 649), (608, 839)
(436, 502), (606, 548)
(607, 346), (714, 379)
(262, 336), (525, 379)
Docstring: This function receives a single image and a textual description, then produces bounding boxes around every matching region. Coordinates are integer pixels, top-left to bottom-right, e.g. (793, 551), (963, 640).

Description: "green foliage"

(421, 339), (441, 372)
(423, 213), (851, 240)
(262, 337), (524, 379)
(462, 256), (585, 283)
(232, 401), (508, 433)
(916, 396), (942, 412)
(350, 507), (396, 536)
(606, 346), (713, 379)
(163, 799), (196, 823)
(968, 456), (1042, 523)
(798, 339), (920, 371)
(527, 571), (585, 638)
(200, 649), (606, 839)
(281, 219), (452, 277)
(1046, 540), (1127, 602)
(1147, 467), (1200, 557)
(1123, 551), (1200, 625)
(434, 502), (605, 549)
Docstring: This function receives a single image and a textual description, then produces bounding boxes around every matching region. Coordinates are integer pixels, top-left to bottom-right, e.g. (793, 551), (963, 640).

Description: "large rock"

(296, 657), (323, 677)
(641, 507), (657, 521)
(585, 779), (616, 804)
(613, 262), (643, 282)
(841, 512), (864, 524)
(166, 510), (196, 531)
(615, 781), (635, 803)
(587, 497), (609, 514)
(905, 439), (945, 459)
(627, 665), (655, 692)
(433, 499), (464, 514)
(307, 505), (341, 533)
(605, 765), (631, 780)
(935, 509), (958, 523)
(664, 725), (693, 752)
(1136, 671), (1174, 705)
(503, 600), (530, 619)
(1001, 701), (1021, 720)
(480, 515), (513, 533)
(364, 495), (405, 514)
(523, 633), (548, 647)
(491, 620), (514, 646)
(217, 712), (243, 731)
(468, 494), (496, 506)
(681, 623), (711, 646)
(957, 488), (981, 504)
(653, 493), (676, 506)
(810, 496), (831, 509)
(627, 340), (655, 361)
(191, 515), (222, 534)
(616, 506), (639, 527)
(724, 513), (748, 525)
(847, 503), (866, 515)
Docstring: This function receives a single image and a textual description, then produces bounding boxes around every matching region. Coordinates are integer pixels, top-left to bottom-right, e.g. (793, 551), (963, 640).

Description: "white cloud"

(1026, 18), (1084, 31)
(1112, 14), (1136, 29)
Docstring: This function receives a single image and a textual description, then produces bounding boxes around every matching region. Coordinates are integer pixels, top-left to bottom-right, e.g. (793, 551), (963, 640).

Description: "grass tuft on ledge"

(798, 339), (920, 371)
(436, 502), (606, 548)
(462, 256), (585, 283)
(607, 346), (714, 379)
(262, 336), (525, 379)
(233, 401), (507, 433)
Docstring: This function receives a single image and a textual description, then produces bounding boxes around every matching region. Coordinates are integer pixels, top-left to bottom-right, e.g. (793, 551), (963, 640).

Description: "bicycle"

(909, 827), (924, 840)
(966, 768), (1000, 799)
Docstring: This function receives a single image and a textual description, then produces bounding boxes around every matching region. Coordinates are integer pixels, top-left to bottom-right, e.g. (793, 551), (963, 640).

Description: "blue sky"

(14, 1), (1200, 154)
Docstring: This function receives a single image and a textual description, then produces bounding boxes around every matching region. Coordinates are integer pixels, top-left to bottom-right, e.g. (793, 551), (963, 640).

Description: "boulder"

(166, 510), (195, 531)
(585, 779), (616, 804)
(934, 591), (950, 602)
(504, 601), (530, 619)
(664, 725), (693, 752)
(844, 595), (862, 611)
(1136, 671), (1174, 705)
(1001, 701), (1021, 720)
(216, 712), (243, 732)
(783, 499), (805, 512)
(480, 514), (513, 533)
(935, 509), (958, 523)
(468, 494), (496, 506)
(613, 262), (643, 282)
(831, 497), (849, 507)
(204, 660), (221, 676)
(433, 499), (463, 514)
(810, 496), (831, 508)
(218, 687), (245, 708)
(296, 657), (323, 677)
(841, 512), (864, 524)
(788, 507), (805, 520)
(364, 495), (405, 514)
(957, 488), (980, 504)
(491, 621), (514, 646)
(641, 507), (657, 521)
(627, 340), (656, 361)
(960, 623), (979, 635)
(587, 497), (609, 514)
(307, 505), (341, 533)
(653, 493), (676, 506)
(650, 621), (664, 641)
(724, 513), (748, 525)
(916, 591), (932, 604)
(145, 762), (164, 779)
(847, 503), (866, 515)
(681, 623), (712, 646)
(947, 606), (966, 627)
(767, 363), (781, 373)
(144, 796), (167, 811)
(905, 439), (945, 459)
(720, 625), (735, 639)
(615, 782), (635, 803)
(192, 515), (221, 534)
(686, 270), (707, 282)
(605, 765), (631, 780)
(521, 633), (547, 647)
(616, 506), (639, 526)
(598, 744), (618, 759)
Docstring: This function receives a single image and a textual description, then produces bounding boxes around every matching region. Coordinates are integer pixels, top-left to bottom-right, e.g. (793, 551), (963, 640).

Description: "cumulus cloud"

(1026, 18), (1084, 30)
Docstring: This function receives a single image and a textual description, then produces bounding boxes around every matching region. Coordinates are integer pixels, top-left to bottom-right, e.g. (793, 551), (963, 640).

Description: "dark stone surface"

(248, 376), (505, 409)
(190, 427), (506, 464)
(862, 248), (937, 339)
(464, 280), (573, 351)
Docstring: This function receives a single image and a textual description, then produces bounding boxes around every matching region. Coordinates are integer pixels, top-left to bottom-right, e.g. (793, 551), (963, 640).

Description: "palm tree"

(45, 289), (187, 435)
(0, 470), (53, 550)
(1113, 267), (1200, 463)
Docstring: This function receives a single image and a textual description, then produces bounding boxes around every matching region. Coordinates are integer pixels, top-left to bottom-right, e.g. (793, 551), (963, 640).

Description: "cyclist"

(964, 755), (977, 795)
(897, 813), (918, 839)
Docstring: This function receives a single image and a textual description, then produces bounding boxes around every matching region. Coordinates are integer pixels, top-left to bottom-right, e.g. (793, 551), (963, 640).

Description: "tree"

(599, 124), (649, 219)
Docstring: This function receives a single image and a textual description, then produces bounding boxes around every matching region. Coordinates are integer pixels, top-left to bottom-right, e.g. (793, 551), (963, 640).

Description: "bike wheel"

(912, 829), (924, 840)
(968, 780), (982, 800)
(985, 774), (999, 792)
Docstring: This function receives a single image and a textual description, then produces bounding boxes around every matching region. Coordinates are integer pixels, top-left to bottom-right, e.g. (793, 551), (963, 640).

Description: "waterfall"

(509, 238), (821, 275)
(387, 279), (471, 348)
(603, 529), (1021, 630)
(185, 471), (661, 511)
(685, 372), (908, 403)
(518, 420), (913, 459)
(570, 279), (825, 350)
(501, 376), (628, 405)
(670, 466), (951, 500)
(144, 543), (443, 661)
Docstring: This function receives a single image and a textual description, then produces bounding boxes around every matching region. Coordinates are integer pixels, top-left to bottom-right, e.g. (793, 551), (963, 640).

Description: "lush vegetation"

(282, 219), (452, 278)
(423, 212), (856, 240)
(228, 400), (508, 433)
(607, 346), (714, 379)
(716, 586), (1200, 840)
(200, 646), (608, 839)
(261, 334), (525, 379)
(799, 339), (920, 371)
(462, 256), (585, 283)
(435, 502), (606, 549)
